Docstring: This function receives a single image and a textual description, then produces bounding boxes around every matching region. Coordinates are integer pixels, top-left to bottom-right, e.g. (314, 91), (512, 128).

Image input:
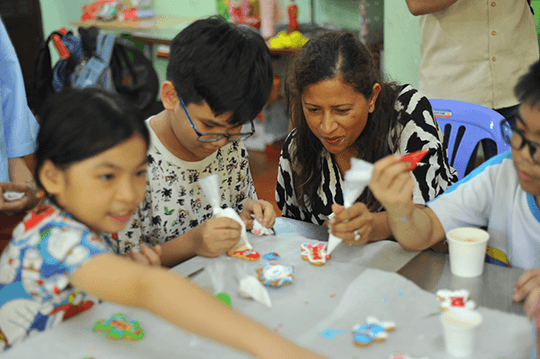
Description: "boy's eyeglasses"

(500, 117), (540, 165)
(178, 95), (255, 143)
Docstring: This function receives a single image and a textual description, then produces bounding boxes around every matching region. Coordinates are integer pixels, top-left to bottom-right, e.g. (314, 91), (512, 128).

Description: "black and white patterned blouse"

(276, 84), (458, 225)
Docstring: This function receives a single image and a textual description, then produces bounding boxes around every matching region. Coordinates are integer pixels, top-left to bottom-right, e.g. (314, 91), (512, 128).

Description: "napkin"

(198, 174), (252, 249)
(327, 158), (374, 255)
(2, 191), (25, 201)
(235, 263), (272, 307)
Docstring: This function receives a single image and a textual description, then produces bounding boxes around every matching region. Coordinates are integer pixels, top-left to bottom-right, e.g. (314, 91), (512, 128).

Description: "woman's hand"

(0, 182), (43, 216)
(514, 268), (540, 303)
(328, 203), (374, 245)
(240, 199), (276, 230)
(369, 154), (415, 219)
(123, 243), (162, 266)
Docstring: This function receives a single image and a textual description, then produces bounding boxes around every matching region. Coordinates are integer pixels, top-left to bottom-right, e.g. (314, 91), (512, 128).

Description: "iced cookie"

(251, 219), (274, 236)
(227, 243), (261, 261)
(256, 263), (295, 287)
(436, 289), (476, 311)
(352, 316), (395, 347)
(262, 252), (281, 261)
(94, 313), (145, 340)
(301, 243), (330, 266)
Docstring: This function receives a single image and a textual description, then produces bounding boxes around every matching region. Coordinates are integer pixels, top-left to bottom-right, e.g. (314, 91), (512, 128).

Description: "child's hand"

(513, 268), (540, 302)
(328, 203), (373, 245)
(0, 181), (43, 215)
(240, 199), (276, 229)
(124, 243), (162, 266)
(369, 154), (415, 217)
(525, 287), (540, 320)
(194, 217), (243, 257)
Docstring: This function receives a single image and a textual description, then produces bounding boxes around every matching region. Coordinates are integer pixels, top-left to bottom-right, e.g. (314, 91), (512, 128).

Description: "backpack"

(31, 26), (159, 114)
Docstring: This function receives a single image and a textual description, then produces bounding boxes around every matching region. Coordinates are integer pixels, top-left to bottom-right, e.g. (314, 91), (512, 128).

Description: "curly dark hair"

(285, 30), (405, 211)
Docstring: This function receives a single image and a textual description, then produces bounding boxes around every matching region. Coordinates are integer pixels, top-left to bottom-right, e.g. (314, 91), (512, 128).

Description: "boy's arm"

(158, 216), (243, 267)
(405, 0), (457, 16)
(71, 253), (325, 358)
(369, 155), (446, 250)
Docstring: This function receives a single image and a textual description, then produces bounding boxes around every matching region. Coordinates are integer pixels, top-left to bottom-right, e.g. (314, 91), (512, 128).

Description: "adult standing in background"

(0, 17), (40, 215)
(405, 0), (539, 120)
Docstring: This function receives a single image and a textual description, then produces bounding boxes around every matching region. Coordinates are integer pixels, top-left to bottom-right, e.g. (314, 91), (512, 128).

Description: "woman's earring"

(369, 106), (374, 111)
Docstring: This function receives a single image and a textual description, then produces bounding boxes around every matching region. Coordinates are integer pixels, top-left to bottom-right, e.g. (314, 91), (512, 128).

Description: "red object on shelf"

(80, 0), (117, 21)
(288, 0), (298, 33)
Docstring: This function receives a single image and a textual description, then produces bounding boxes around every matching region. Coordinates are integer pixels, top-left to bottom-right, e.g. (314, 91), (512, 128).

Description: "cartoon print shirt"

(113, 118), (257, 254)
(0, 203), (112, 351)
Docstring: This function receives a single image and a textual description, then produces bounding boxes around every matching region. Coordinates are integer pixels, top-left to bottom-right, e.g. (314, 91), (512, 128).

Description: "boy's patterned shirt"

(0, 203), (112, 351)
(113, 120), (257, 254)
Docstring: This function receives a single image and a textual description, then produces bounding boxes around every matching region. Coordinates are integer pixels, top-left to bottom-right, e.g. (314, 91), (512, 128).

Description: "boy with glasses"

(113, 16), (276, 267)
(368, 59), (540, 303)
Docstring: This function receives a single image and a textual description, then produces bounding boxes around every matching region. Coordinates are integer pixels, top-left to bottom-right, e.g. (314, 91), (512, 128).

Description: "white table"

(2, 218), (533, 358)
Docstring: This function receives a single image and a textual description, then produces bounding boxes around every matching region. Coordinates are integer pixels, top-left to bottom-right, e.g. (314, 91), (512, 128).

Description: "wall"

(383, 0), (420, 87)
(39, 0), (391, 85)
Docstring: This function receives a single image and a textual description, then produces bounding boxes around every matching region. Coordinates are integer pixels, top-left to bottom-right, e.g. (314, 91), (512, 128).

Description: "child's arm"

(513, 268), (540, 303)
(71, 254), (326, 359)
(369, 155), (446, 250)
(240, 199), (276, 230)
(123, 243), (162, 266)
(158, 216), (243, 267)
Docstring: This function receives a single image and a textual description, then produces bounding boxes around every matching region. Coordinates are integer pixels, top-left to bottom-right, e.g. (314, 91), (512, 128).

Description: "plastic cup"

(440, 308), (483, 357)
(446, 227), (489, 277)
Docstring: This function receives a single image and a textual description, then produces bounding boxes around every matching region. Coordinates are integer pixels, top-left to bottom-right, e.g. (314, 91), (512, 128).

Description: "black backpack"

(31, 26), (159, 115)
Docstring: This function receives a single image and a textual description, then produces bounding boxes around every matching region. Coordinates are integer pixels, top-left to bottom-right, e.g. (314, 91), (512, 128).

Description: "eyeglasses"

(178, 95), (255, 143)
(500, 116), (540, 165)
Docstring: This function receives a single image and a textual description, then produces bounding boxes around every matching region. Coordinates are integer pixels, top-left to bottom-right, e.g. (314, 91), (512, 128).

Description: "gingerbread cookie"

(301, 243), (330, 266)
(94, 313), (145, 340)
(262, 252), (281, 261)
(227, 243), (261, 261)
(251, 219), (274, 236)
(436, 289), (476, 311)
(352, 316), (395, 347)
(256, 263), (295, 287)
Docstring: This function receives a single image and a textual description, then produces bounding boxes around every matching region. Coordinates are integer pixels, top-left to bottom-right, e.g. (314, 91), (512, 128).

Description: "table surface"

(275, 217), (527, 315)
(2, 217), (532, 358)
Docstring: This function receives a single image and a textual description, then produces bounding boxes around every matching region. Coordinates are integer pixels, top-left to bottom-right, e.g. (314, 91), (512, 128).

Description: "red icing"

(450, 296), (466, 307)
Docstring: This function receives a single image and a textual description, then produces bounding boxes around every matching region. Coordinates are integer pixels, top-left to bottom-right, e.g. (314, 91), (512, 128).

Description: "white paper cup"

(440, 308), (483, 357)
(446, 227), (489, 277)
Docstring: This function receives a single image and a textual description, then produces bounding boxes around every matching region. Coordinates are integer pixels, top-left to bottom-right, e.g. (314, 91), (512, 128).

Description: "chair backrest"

(430, 98), (510, 180)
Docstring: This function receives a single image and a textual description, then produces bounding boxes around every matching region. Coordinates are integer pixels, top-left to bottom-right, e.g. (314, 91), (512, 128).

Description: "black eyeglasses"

(178, 95), (255, 143)
(500, 116), (540, 165)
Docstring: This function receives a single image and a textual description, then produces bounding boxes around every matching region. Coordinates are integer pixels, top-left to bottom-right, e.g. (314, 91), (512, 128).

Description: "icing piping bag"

(327, 158), (374, 255)
(198, 174), (251, 248)
(400, 149), (429, 171)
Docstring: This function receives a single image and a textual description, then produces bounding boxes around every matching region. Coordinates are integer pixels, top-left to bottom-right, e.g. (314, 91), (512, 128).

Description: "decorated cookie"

(251, 219), (274, 236)
(262, 252), (281, 261)
(387, 355), (429, 359)
(227, 243), (261, 261)
(94, 313), (145, 340)
(301, 243), (330, 266)
(436, 289), (476, 311)
(256, 263), (295, 287)
(352, 316), (395, 347)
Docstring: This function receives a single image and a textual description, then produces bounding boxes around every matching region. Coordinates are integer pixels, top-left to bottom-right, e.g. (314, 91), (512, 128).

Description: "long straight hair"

(285, 31), (404, 210)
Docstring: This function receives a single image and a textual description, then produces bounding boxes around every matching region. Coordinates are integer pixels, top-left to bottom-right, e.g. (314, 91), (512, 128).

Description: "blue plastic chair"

(429, 99), (511, 180)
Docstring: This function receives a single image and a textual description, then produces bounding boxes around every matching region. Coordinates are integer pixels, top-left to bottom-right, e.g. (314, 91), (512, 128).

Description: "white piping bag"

(326, 158), (374, 255)
(198, 174), (251, 248)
